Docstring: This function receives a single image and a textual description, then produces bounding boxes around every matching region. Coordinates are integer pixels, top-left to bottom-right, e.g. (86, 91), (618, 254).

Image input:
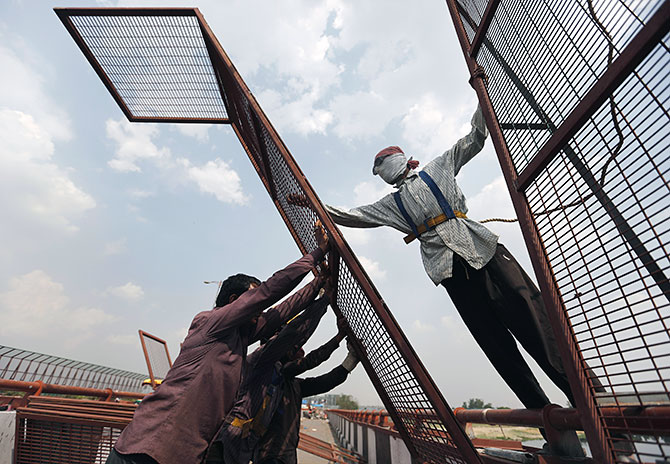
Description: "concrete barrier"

(326, 410), (415, 464)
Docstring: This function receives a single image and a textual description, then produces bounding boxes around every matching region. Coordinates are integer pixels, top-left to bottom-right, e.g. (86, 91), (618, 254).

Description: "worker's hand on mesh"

(341, 340), (360, 372)
(469, 64), (489, 88)
(287, 193), (310, 208)
(315, 220), (329, 252)
(335, 317), (348, 342)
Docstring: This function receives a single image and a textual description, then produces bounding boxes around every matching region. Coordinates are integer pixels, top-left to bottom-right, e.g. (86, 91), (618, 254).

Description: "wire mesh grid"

(466, 0), (662, 174)
(217, 45), (470, 464)
(0, 345), (145, 392)
(457, 0), (669, 461)
(16, 418), (117, 464)
(15, 397), (134, 464)
(139, 332), (172, 381)
(65, 11), (228, 121)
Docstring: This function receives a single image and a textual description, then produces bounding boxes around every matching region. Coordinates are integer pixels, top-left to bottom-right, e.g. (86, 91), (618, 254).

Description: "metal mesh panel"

(15, 397), (134, 464)
(62, 10), (228, 122)
(475, 0), (662, 173)
(525, 39), (670, 461)
(58, 7), (485, 462)
(451, 0), (669, 461)
(218, 64), (471, 463)
(0, 345), (145, 392)
(139, 331), (172, 381)
(16, 417), (120, 463)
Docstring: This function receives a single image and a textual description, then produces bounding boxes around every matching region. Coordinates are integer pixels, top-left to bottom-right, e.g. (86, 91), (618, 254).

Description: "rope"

(476, 2), (623, 225)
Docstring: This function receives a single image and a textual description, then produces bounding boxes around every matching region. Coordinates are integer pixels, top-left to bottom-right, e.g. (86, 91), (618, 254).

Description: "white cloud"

(412, 319), (435, 332)
(182, 158), (250, 205)
(0, 39), (71, 140)
(353, 180), (393, 205)
(128, 189), (155, 199)
(401, 95), (473, 159)
(0, 270), (114, 337)
(106, 119), (169, 172)
(466, 176), (516, 223)
(173, 124), (212, 142)
(106, 282), (145, 301)
(106, 118), (249, 205)
(107, 334), (138, 346)
(0, 109), (95, 233)
(357, 256), (386, 281)
(103, 238), (127, 256)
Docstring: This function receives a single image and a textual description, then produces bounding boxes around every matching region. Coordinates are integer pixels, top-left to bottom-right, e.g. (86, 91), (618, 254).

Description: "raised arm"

(433, 104), (488, 176)
(282, 320), (346, 378)
(206, 247), (325, 337)
(299, 341), (359, 397)
(251, 274), (325, 343)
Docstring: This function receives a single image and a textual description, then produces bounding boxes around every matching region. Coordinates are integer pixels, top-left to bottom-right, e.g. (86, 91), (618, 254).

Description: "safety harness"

(394, 171), (467, 244)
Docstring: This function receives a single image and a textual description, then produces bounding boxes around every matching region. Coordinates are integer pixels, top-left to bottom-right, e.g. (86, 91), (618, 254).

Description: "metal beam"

(469, 0), (500, 58)
(446, 1), (612, 462)
(516, 0), (670, 191)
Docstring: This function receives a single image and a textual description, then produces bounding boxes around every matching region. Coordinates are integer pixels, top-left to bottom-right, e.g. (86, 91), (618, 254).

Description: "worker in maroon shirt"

(107, 225), (330, 464)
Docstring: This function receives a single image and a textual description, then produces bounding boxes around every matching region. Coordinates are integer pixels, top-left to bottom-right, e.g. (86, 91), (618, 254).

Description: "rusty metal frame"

(138, 329), (172, 389)
(445, 1), (612, 461)
(515, 1), (670, 191)
(194, 10), (481, 463)
(54, 8), (231, 124)
(0, 344), (145, 392)
(446, 1), (670, 463)
(57, 7), (483, 463)
(469, 0), (500, 58)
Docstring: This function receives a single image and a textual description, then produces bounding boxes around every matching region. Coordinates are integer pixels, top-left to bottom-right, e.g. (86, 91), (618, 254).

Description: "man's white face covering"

(374, 153), (408, 185)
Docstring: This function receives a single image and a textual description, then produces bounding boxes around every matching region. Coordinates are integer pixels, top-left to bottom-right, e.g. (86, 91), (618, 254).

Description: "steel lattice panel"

(466, 0), (662, 173)
(59, 9), (228, 123)
(0, 345), (145, 393)
(451, 0), (670, 461)
(16, 417), (120, 464)
(58, 7), (479, 463)
(217, 56), (471, 464)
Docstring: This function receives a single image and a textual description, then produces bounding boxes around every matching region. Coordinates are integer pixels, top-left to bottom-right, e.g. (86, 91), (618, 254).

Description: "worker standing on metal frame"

(289, 94), (584, 457)
(106, 226), (330, 464)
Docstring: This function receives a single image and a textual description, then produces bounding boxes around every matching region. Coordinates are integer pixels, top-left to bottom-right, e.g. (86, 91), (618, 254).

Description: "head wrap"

(372, 146), (420, 185)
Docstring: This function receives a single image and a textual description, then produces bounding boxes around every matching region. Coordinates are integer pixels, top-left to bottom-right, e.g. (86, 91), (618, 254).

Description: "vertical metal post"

(444, 0), (612, 462)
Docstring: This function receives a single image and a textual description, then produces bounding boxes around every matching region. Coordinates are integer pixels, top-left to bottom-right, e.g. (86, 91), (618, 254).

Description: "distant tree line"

(461, 398), (509, 409)
(335, 394), (359, 410)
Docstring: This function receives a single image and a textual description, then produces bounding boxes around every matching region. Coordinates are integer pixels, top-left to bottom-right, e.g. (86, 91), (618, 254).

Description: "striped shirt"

(325, 105), (498, 285)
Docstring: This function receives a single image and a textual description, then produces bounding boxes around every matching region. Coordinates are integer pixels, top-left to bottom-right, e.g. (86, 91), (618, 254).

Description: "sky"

(0, 0), (574, 409)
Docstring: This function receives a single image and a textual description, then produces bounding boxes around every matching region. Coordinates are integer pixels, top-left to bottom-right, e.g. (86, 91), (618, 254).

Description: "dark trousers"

(106, 449), (158, 464)
(442, 244), (575, 409)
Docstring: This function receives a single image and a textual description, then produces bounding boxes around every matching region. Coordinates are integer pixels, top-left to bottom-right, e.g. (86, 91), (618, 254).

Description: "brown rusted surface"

(0, 378), (144, 400)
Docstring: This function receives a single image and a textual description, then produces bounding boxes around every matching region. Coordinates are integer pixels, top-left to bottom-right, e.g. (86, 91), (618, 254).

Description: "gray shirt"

(325, 106), (498, 285)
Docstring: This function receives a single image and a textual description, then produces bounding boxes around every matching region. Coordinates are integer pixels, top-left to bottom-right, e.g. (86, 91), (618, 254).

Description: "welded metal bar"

(469, 0), (500, 58)
(517, 0), (670, 191)
(445, 1), (612, 462)
(138, 330), (157, 389)
(0, 378), (144, 400)
(55, 9), (134, 121)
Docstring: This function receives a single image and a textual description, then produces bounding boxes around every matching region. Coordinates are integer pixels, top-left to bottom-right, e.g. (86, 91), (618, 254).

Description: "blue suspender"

(418, 171), (456, 219)
(393, 171), (457, 235)
(393, 192), (419, 237)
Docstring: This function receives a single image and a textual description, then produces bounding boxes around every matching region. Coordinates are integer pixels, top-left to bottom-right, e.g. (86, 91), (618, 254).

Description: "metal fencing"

(57, 7), (481, 463)
(138, 330), (172, 389)
(0, 345), (146, 393)
(446, 0), (670, 462)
